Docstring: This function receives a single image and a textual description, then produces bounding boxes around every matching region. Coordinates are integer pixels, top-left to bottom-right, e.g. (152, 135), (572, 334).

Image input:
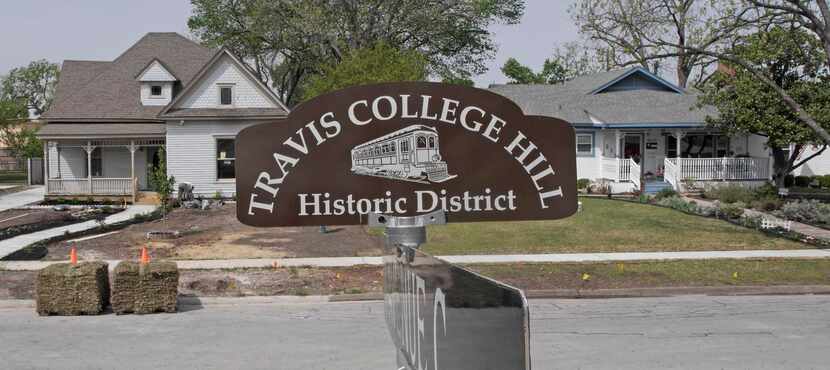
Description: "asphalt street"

(1, 295), (828, 369)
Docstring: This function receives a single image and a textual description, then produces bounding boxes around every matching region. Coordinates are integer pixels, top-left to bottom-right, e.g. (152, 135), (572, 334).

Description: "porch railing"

(664, 157), (679, 190)
(47, 178), (135, 196)
(601, 157), (633, 181)
(629, 159), (641, 190)
(679, 157), (770, 181)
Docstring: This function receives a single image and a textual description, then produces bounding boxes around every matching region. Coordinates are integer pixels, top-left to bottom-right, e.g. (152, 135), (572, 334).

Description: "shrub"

(717, 201), (746, 219)
(657, 196), (697, 213)
(794, 176), (812, 187)
(576, 178), (591, 190)
(784, 175), (795, 188)
(776, 200), (830, 224)
(653, 188), (678, 200)
(213, 190), (222, 200)
(750, 197), (783, 212)
(819, 175), (830, 189)
(638, 194), (651, 203)
(754, 183), (779, 199)
(704, 184), (754, 204)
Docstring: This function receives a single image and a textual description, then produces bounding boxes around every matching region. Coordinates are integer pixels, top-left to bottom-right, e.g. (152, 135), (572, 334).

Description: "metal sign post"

(368, 210), (445, 261)
(235, 82), (578, 370)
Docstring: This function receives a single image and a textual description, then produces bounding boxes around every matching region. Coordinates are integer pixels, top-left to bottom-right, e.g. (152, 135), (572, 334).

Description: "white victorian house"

(490, 67), (773, 193)
(38, 33), (288, 201)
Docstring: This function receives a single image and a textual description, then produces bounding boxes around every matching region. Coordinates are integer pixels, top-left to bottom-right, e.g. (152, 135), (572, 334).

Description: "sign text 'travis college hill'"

(235, 82), (577, 227)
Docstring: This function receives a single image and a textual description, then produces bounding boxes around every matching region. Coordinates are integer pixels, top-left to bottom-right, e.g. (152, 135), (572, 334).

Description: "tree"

(501, 43), (606, 84)
(303, 43), (427, 100)
(189, 0), (524, 106)
(609, 1), (830, 148)
(1, 59), (60, 116)
(699, 26), (830, 187)
(149, 146), (176, 213)
(0, 98), (39, 159)
(570, 0), (736, 88)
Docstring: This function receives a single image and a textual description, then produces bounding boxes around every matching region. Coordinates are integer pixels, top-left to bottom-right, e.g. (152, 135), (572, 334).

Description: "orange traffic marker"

(140, 246), (150, 264)
(69, 247), (78, 265)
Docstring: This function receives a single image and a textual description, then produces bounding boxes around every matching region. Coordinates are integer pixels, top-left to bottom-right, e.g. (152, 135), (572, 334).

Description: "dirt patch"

(0, 266), (383, 300)
(0, 270), (36, 299)
(179, 266), (383, 297)
(43, 204), (384, 261)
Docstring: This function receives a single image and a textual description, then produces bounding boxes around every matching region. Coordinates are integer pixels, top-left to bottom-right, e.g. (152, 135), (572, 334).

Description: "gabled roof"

(136, 59), (178, 82)
(42, 33), (217, 121)
(159, 49), (289, 119)
(489, 67), (716, 127)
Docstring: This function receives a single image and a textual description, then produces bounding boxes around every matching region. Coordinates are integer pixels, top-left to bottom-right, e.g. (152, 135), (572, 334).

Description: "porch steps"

(643, 181), (673, 195)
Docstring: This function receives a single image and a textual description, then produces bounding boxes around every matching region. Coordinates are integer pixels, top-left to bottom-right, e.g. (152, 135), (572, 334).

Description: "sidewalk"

(687, 196), (830, 241)
(2, 249), (828, 271)
(0, 186), (43, 213)
(0, 205), (156, 260)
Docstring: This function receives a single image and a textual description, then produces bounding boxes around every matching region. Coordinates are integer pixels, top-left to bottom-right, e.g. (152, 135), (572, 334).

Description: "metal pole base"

(368, 210), (446, 262)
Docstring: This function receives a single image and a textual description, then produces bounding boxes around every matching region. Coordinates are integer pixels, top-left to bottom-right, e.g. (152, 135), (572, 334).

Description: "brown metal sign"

(236, 82), (577, 226)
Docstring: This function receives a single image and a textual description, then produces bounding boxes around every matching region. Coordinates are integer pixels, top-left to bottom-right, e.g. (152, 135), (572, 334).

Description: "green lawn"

(414, 197), (806, 255)
(469, 259), (830, 290)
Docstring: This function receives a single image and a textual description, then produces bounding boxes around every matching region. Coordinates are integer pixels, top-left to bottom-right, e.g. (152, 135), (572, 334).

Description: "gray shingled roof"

(37, 123), (166, 137)
(489, 67), (718, 126)
(42, 33), (217, 121)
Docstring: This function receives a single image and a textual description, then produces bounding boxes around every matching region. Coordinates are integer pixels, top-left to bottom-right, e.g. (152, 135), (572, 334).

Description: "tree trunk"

(770, 147), (791, 188)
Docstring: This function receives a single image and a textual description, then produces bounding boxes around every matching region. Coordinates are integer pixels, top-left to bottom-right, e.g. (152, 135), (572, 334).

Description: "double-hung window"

(576, 133), (593, 155)
(219, 85), (233, 106)
(216, 138), (236, 180)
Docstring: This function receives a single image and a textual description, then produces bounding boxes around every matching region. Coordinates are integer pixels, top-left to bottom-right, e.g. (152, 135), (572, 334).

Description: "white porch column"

(675, 130), (685, 185)
(614, 130), (621, 182)
(83, 141), (95, 194)
(128, 141), (138, 203)
(42, 141), (49, 193)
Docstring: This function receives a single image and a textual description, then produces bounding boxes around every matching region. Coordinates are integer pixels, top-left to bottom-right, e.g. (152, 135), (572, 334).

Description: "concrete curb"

(4, 249), (830, 271)
(3, 285), (829, 309)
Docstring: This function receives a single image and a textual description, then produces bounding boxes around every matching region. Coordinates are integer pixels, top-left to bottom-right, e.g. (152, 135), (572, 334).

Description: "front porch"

(43, 138), (165, 202)
(594, 129), (771, 192)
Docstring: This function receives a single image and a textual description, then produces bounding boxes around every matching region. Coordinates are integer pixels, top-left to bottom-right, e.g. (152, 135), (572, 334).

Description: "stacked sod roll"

(111, 261), (179, 314)
(36, 262), (110, 316)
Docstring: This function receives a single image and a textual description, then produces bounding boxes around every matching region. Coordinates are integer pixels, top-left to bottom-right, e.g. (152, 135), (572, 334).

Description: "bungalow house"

(38, 33), (288, 201)
(490, 67), (773, 193)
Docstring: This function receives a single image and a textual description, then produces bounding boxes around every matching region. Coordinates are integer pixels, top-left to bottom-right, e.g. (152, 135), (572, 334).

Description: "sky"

(0, 0), (579, 88)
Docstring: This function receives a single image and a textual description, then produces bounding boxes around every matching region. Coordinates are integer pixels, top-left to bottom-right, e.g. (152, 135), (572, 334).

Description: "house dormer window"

(150, 85), (163, 97)
(219, 85), (233, 106)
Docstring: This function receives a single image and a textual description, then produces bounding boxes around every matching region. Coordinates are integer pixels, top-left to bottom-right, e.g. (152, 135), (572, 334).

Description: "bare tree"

(570, 0), (738, 88)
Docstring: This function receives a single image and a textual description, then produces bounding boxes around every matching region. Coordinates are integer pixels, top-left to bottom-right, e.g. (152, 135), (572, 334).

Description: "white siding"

(576, 157), (601, 180)
(137, 61), (177, 82)
(177, 56), (276, 109)
(140, 82), (173, 106)
(49, 146), (86, 179)
(166, 120), (263, 197)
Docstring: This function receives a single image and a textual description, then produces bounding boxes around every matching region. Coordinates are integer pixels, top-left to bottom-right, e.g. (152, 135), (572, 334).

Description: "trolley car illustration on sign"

(350, 125), (458, 184)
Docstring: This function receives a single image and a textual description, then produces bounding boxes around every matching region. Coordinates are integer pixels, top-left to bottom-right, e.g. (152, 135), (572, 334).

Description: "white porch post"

(614, 130), (621, 182)
(42, 141), (49, 193)
(675, 130), (684, 188)
(83, 141), (94, 194)
(128, 141), (138, 203)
